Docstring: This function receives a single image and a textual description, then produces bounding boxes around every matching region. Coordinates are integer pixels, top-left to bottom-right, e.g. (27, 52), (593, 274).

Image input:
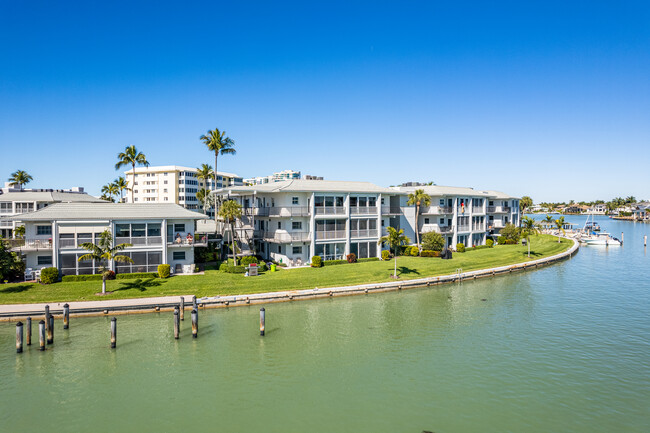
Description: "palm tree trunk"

(528, 239), (531, 258)
(131, 163), (135, 203)
(394, 255), (397, 278)
(214, 152), (218, 221)
(102, 275), (107, 295)
(230, 221), (237, 266)
(415, 204), (420, 250)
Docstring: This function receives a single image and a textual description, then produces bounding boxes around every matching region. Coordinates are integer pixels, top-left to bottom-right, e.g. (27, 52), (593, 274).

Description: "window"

(278, 245), (282, 254)
(36, 225), (52, 235)
(115, 224), (130, 237)
(277, 222), (281, 229)
(0, 202), (11, 213)
(292, 221), (302, 230)
(37, 256), (52, 265)
(292, 197), (299, 205)
(173, 251), (186, 261)
(174, 224), (185, 232)
(134, 198), (138, 202)
(424, 218), (430, 224)
(440, 199), (445, 206)
(147, 223), (161, 237)
(440, 218), (444, 224)
(293, 246), (302, 254)
(163, 189), (168, 193)
(164, 197), (168, 201)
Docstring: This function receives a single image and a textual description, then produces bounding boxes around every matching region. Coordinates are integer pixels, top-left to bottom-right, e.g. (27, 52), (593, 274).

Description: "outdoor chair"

(24, 268), (34, 281)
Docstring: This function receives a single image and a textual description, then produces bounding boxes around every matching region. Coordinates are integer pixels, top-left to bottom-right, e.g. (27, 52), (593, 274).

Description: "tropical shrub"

(0, 239), (25, 281)
(258, 263), (267, 272)
(40, 267), (59, 284)
(219, 263), (229, 272)
(324, 259), (347, 266)
(486, 239), (494, 248)
(240, 256), (259, 266)
(420, 250), (440, 257)
(311, 256), (322, 268)
(421, 231), (445, 252)
(409, 246), (419, 256)
(381, 250), (391, 260)
(346, 253), (357, 263)
(500, 223), (521, 243)
(220, 265), (246, 273)
(157, 264), (170, 278)
(104, 270), (116, 280)
(456, 243), (466, 253)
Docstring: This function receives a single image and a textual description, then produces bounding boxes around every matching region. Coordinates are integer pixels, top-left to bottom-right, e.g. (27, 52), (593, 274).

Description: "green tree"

(378, 226), (411, 278)
(625, 196), (636, 204)
(115, 145), (149, 203)
(8, 170), (33, 191)
(421, 231), (445, 252)
(101, 183), (118, 203)
(520, 196), (533, 214)
(520, 216), (540, 258)
(218, 200), (242, 266)
(554, 216), (566, 243)
(500, 223), (521, 243)
(114, 176), (129, 203)
(200, 128), (235, 219)
(14, 225), (25, 239)
(196, 164), (214, 186)
(544, 214), (554, 225)
(78, 230), (133, 295)
(0, 237), (25, 281)
(406, 189), (431, 251)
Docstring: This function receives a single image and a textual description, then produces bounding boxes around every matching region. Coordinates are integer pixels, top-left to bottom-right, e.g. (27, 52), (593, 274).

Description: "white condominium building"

(124, 165), (243, 213)
(244, 169), (301, 186)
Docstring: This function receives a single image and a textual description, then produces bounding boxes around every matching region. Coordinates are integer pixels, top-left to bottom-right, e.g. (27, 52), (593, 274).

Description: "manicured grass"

(0, 235), (572, 304)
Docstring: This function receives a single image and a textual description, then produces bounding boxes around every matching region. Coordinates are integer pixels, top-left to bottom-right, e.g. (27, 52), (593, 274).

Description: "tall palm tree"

(101, 183), (118, 203)
(406, 189), (431, 251)
(8, 170), (33, 190)
(218, 200), (242, 266)
(78, 230), (133, 295)
(196, 164), (215, 213)
(115, 145), (149, 203)
(200, 128), (235, 216)
(113, 176), (129, 203)
(554, 216), (566, 243)
(520, 196), (533, 215)
(378, 227), (411, 278)
(521, 216), (540, 258)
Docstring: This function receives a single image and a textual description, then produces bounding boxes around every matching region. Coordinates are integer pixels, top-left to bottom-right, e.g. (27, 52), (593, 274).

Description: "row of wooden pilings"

(15, 296), (268, 353)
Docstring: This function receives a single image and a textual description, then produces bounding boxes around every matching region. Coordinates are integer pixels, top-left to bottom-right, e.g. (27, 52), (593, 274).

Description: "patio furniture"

(33, 269), (42, 282)
(24, 268), (34, 281)
(175, 264), (182, 274)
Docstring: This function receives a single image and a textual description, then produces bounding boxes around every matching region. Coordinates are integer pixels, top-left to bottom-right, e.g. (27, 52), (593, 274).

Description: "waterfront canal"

(1, 216), (648, 432)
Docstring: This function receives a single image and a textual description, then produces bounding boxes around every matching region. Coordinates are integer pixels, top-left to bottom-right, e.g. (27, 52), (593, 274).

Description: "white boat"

(579, 232), (621, 246)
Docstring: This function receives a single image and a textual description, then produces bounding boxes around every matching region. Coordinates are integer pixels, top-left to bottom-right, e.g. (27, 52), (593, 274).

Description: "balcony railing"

(12, 239), (52, 250)
(350, 206), (378, 215)
(262, 231), (311, 243)
(315, 230), (347, 240)
(381, 206), (402, 215)
(167, 235), (206, 246)
(350, 229), (378, 238)
(487, 206), (510, 213)
(247, 206), (311, 217)
(421, 206), (453, 214)
(315, 206), (346, 216)
(115, 236), (163, 246)
(439, 226), (454, 233)
(457, 225), (470, 232)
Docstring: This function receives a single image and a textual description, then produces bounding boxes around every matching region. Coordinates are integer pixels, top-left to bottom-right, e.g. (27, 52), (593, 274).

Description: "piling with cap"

(644, 235), (647, 247)
(110, 317), (117, 349)
(260, 307), (265, 336)
(63, 303), (70, 329)
(39, 320), (46, 351)
(192, 295), (197, 310)
(44, 305), (50, 334)
(191, 309), (198, 338)
(26, 317), (32, 346)
(622, 232), (624, 244)
(16, 322), (23, 353)
(174, 307), (180, 339)
(47, 313), (54, 345)
(180, 297), (185, 321)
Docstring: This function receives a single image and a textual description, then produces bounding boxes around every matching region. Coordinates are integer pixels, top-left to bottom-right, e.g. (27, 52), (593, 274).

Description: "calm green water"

(1, 216), (649, 432)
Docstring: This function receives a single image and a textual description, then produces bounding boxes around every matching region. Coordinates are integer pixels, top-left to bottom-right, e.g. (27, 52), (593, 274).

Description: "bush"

(311, 256), (322, 268)
(505, 239), (517, 245)
(116, 272), (158, 279)
(220, 265), (246, 273)
(486, 239), (494, 248)
(40, 267), (59, 284)
(61, 271), (157, 282)
(158, 264), (170, 278)
(258, 263), (267, 272)
(104, 270), (116, 280)
(497, 236), (506, 245)
(323, 259), (347, 266)
(410, 246), (419, 256)
(346, 253), (357, 263)
(358, 257), (380, 262)
(420, 250), (440, 257)
(500, 223), (521, 243)
(240, 256), (259, 266)
(62, 274), (103, 282)
(381, 250), (391, 260)
(421, 231), (445, 252)
(456, 243), (466, 253)
(219, 263), (229, 272)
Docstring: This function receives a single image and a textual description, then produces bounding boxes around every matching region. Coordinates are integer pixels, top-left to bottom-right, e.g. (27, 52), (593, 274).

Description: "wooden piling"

(16, 322), (23, 353)
(191, 309), (198, 338)
(63, 303), (70, 329)
(26, 317), (32, 346)
(44, 305), (50, 335)
(192, 295), (197, 310)
(47, 313), (54, 345)
(39, 320), (46, 351)
(180, 297), (185, 321)
(110, 317), (117, 349)
(174, 307), (180, 340)
(260, 307), (265, 336)
(644, 235), (647, 247)
(621, 232), (624, 244)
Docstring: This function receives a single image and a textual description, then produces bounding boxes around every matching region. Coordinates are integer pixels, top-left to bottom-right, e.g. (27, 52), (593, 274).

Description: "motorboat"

(579, 232), (621, 246)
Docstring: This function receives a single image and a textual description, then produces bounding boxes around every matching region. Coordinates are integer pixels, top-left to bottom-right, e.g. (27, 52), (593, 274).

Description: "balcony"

(315, 206), (346, 216)
(421, 206), (453, 215)
(457, 225), (470, 232)
(116, 236), (163, 247)
(439, 226), (454, 233)
(350, 206), (378, 215)
(350, 229), (379, 238)
(167, 235), (207, 247)
(262, 231), (311, 243)
(244, 206), (311, 217)
(487, 206), (510, 213)
(315, 230), (347, 240)
(489, 221), (505, 229)
(381, 206), (402, 215)
(10, 238), (51, 251)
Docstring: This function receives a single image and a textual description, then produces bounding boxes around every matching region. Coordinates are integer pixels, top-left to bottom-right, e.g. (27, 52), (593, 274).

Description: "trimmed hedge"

(311, 256), (322, 268)
(497, 236), (518, 245)
(240, 256), (259, 266)
(40, 267), (59, 284)
(456, 243), (466, 253)
(220, 264), (246, 273)
(323, 259), (347, 266)
(357, 257), (380, 262)
(62, 271), (160, 282)
(486, 239), (494, 248)
(420, 250), (440, 257)
(158, 264), (170, 278)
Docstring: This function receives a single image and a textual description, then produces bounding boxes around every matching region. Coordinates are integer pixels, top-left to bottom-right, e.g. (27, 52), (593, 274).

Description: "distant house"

(633, 202), (650, 221)
(564, 205), (588, 214)
(587, 203), (607, 215)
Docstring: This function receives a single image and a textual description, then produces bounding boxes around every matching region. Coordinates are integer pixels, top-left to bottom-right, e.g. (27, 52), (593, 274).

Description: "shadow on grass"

(522, 251), (543, 258)
(0, 284), (33, 294)
(114, 278), (165, 293)
(396, 266), (420, 276)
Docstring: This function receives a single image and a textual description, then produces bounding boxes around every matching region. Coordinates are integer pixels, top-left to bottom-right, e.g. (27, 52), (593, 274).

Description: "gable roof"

(0, 191), (104, 203)
(217, 179), (398, 194)
(394, 185), (494, 197)
(11, 203), (208, 221)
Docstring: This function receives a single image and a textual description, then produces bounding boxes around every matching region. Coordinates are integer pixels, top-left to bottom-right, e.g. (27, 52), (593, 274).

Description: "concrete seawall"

(0, 239), (579, 320)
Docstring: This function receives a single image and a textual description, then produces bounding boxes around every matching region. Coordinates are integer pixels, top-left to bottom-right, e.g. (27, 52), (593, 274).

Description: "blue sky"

(1, 1), (649, 202)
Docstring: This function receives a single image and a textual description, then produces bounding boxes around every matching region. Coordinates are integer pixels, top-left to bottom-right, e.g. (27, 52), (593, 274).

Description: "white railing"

(381, 206), (401, 215)
(439, 226), (454, 233)
(115, 236), (163, 246)
(457, 225), (470, 232)
(421, 206), (453, 215)
(21, 239), (52, 250)
(262, 231), (311, 243)
(315, 230), (347, 240)
(315, 206), (346, 215)
(350, 229), (378, 238)
(350, 206), (378, 215)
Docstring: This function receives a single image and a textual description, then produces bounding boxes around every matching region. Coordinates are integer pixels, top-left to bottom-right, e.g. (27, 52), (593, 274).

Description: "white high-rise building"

(244, 169), (301, 186)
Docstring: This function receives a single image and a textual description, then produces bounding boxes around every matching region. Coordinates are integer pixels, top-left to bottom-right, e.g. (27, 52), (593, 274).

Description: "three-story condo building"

(484, 191), (520, 236)
(10, 203), (207, 275)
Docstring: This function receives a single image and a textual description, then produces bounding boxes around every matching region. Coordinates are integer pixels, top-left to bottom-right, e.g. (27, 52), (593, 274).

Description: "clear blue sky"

(1, 1), (648, 202)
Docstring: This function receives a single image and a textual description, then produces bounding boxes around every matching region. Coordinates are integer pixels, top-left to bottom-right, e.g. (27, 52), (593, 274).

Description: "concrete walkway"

(0, 239), (579, 320)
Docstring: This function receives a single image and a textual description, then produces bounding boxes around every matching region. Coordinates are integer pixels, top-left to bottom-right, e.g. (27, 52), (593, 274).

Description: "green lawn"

(0, 235), (572, 304)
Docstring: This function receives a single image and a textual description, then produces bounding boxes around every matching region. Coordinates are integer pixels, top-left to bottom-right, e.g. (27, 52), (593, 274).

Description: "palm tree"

(406, 189), (431, 251)
(520, 196), (533, 215)
(378, 227), (411, 278)
(554, 216), (566, 243)
(196, 164), (215, 214)
(101, 183), (119, 203)
(520, 216), (540, 258)
(200, 128), (235, 216)
(115, 145), (149, 203)
(78, 230), (133, 295)
(196, 188), (214, 215)
(218, 200), (242, 266)
(625, 196), (636, 204)
(8, 170), (33, 190)
(114, 177), (129, 203)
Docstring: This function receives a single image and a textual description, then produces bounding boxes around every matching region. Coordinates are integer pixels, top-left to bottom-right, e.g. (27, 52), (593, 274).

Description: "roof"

(11, 203), (209, 221)
(216, 179), (399, 194)
(394, 185), (494, 197)
(0, 191), (103, 203)
(482, 190), (520, 200)
(123, 165), (240, 178)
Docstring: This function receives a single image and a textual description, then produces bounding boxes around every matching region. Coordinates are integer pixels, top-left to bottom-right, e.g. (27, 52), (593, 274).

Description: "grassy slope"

(0, 235), (572, 304)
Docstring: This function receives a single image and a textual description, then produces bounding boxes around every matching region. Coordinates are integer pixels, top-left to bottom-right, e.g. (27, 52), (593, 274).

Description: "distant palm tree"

(521, 216), (540, 258)
(115, 145), (149, 203)
(378, 227), (411, 278)
(196, 164), (214, 186)
(200, 128), (235, 218)
(101, 183), (118, 202)
(625, 196), (636, 204)
(554, 216), (566, 243)
(196, 188), (213, 215)
(406, 189), (431, 251)
(114, 177), (129, 203)
(218, 200), (242, 266)
(78, 230), (133, 295)
(8, 170), (33, 190)
(520, 196), (533, 215)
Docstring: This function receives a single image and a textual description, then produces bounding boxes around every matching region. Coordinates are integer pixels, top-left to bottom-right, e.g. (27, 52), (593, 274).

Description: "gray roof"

(482, 190), (520, 200)
(394, 185), (494, 197)
(0, 191), (104, 203)
(217, 179), (398, 195)
(11, 203), (209, 221)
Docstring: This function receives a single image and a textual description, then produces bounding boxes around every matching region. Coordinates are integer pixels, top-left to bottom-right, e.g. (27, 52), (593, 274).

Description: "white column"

(345, 194), (351, 256)
(51, 221), (58, 269)
(309, 193), (316, 259)
(162, 219), (168, 264)
(376, 194), (382, 257)
(452, 197), (458, 246)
